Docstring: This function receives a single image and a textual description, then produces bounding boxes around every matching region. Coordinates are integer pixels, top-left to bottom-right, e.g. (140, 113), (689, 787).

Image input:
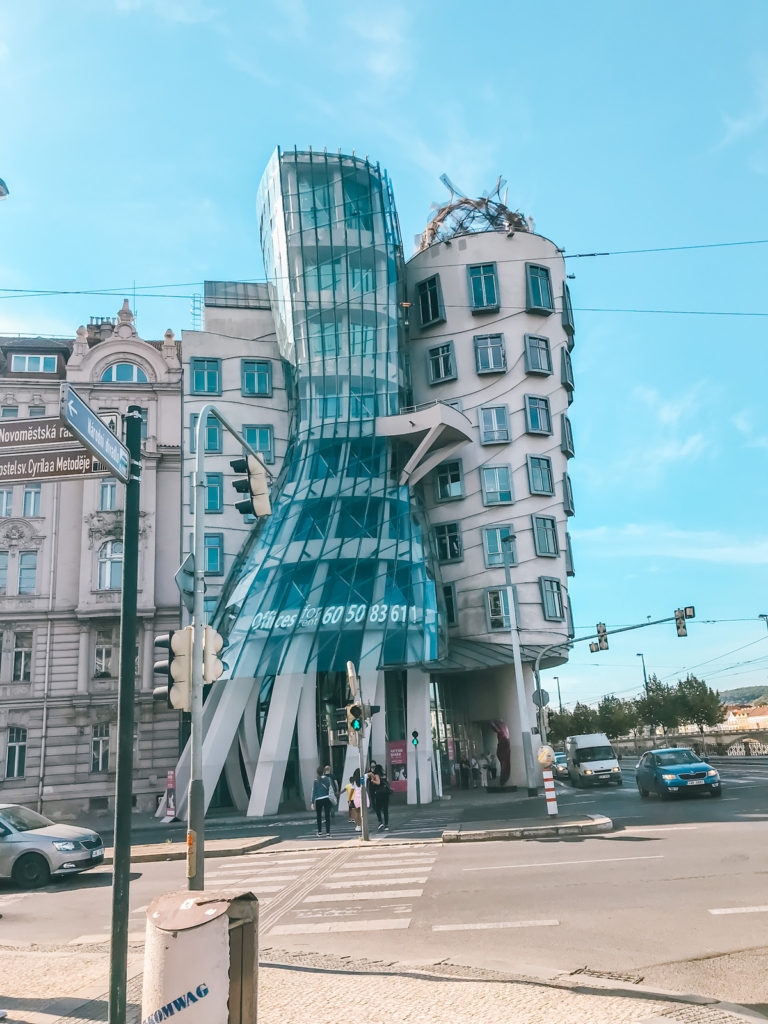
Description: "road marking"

(205, 870), (297, 881)
(619, 825), (698, 832)
(346, 857), (435, 867)
(433, 919), (559, 932)
(205, 883), (285, 893)
(270, 918), (410, 934)
(464, 854), (664, 872)
(303, 889), (423, 903)
(321, 876), (427, 889)
(70, 932), (145, 944)
(709, 905), (768, 915)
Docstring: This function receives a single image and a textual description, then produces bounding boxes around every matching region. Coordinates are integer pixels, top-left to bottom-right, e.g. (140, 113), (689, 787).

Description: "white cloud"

(345, 5), (413, 86)
(716, 61), (768, 149)
(731, 409), (768, 450)
(570, 523), (768, 566)
(632, 383), (707, 427)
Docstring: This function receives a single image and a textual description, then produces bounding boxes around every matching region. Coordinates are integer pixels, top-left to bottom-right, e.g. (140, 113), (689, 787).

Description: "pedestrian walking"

(352, 767), (368, 831)
(344, 775), (357, 827)
(371, 763), (391, 831)
(323, 764), (339, 814)
(311, 765), (334, 837)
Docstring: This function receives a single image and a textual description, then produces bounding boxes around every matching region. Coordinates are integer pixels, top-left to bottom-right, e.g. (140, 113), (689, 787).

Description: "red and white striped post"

(542, 767), (558, 816)
(537, 745), (559, 817)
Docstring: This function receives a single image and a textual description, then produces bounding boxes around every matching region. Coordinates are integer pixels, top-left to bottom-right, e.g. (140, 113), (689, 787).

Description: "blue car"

(635, 747), (721, 799)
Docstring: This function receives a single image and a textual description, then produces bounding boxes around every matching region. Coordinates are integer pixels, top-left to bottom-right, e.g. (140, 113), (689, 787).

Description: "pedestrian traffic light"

(596, 622), (608, 650)
(411, 730), (419, 746)
(153, 626), (194, 711)
(589, 642), (599, 653)
(230, 454), (271, 518)
(674, 609), (687, 637)
(203, 625), (224, 685)
(347, 704), (363, 745)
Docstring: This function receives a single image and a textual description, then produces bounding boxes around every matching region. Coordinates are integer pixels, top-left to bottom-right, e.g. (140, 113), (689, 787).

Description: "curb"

(102, 835), (279, 865)
(441, 813), (613, 842)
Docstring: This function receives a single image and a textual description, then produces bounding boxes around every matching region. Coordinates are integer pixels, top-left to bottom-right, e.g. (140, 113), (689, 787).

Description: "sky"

(1, 0), (767, 709)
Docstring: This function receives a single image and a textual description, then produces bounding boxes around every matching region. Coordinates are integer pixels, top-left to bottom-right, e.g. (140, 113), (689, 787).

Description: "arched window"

(101, 363), (148, 384)
(98, 540), (123, 590)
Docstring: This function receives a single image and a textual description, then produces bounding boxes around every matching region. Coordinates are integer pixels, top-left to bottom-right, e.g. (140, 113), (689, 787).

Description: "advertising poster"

(387, 740), (408, 792)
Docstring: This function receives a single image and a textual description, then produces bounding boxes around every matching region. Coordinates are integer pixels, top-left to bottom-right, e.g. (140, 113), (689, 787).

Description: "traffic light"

(589, 642), (599, 653)
(675, 609), (687, 637)
(596, 622), (608, 650)
(203, 625), (224, 685)
(411, 730), (419, 746)
(230, 455), (271, 518)
(153, 626), (194, 711)
(347, 704), (363, 745)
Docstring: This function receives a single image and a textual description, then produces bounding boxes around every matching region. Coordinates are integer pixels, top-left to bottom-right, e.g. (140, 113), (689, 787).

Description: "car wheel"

(638, 785), (649, 798)
(12, 852), (51, 889)
(615, 777), (623, 786)
(657, 783), (670, 800)
(709, 784), (722, 798)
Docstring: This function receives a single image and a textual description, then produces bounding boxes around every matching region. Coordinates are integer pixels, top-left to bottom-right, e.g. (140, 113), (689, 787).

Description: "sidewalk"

(1, 943), (765, 1023)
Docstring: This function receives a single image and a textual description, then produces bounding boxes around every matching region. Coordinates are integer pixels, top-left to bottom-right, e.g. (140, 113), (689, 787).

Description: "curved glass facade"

(215, 148), (443, 680)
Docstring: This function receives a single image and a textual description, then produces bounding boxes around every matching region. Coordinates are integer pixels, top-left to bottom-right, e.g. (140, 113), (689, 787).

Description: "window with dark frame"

(479, 405), (510, 443)
(435, 461), (463, 501)
(540, 576), (565, 620)
(525, 263), (554, 313)
(417, 276), (444, 327)
(435, 522), (462, 562)
(204, 534), (224, 575)
(527, 455), (554, 495)
(532, 515), (559, 556)
(481, 466), (514, 505)
(427, 343), (456, 384)
(6, 726), (27, 778)
(524, 334), (552, 375)
(91, 722), (110, 773)
(483, 526), (517, 567)
(243, 425), (275, 464)
(468, 263), (499, 311)
(12, 632), (33, 682)
(474, 334), (506, 373)
(190, 358), (221, 395)
(443, 583), (458, 626)
(241, 360), (272, 396)
(525, 395), (552, 434)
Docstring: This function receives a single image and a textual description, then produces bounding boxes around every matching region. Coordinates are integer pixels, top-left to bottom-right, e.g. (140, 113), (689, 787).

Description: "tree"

(634, 674), (681, 734)
(597, 694), (639, 739)
(675, 675), (725, 733)
(570, 701), (600, 735)
(547, 709), (573, 745)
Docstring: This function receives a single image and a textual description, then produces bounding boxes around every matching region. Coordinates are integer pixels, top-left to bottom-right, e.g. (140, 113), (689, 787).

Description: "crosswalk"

(199, 846), (440, 936)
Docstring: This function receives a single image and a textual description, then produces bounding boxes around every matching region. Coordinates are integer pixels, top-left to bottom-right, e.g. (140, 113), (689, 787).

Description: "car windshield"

(0, 805), (55, 832)
(554, 754), (566, 763)
(578, 745), (614, 762)
(655, 750), (700, 766)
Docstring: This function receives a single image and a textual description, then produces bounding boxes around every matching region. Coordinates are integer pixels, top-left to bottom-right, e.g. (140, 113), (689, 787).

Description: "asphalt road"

(3, 759), (767, 1012)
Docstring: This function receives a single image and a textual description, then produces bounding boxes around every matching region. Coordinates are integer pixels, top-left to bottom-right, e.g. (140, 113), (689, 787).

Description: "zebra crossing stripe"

(270, 918), (410, 935)
(303, 889), (423, 903)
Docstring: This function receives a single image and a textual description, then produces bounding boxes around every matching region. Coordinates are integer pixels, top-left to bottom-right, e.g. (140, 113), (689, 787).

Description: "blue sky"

(1, 1), (767, 707)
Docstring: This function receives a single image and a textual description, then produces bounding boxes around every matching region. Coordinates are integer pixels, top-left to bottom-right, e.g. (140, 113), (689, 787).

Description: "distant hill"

(717, 685), (768, 705)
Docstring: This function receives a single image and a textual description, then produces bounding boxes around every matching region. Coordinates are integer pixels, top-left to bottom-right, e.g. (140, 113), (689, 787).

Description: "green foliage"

(570, 701), (600, 734)
(676, 675), (725, 733)
(547, 709), (573, 745)
(634, 674), (681, 734)
(597, 694), (639, 739)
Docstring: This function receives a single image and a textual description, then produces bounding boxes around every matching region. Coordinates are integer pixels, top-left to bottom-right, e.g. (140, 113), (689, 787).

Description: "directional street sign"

(60, 384), (131, 483)
(0, 448), (105, 484)
(0, 417), (77, 450)
(174, 553), (204, 613)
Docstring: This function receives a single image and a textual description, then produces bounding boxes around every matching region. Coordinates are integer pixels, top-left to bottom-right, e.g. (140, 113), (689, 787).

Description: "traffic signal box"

(596, 622), (608, 650)
(230, 455), (271, 518)
(203, 625), (224, 684)
(346, 704), (363, 745)
(411, 730), (419, 746)
(153, 626), (195, 712)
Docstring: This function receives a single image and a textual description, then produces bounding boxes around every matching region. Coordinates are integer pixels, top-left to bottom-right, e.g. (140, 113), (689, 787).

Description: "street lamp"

(553, 675), (562, 714)
(636, 653), (648, 698)
(0, 179), (8, 200)
(759, 614), (768, 632)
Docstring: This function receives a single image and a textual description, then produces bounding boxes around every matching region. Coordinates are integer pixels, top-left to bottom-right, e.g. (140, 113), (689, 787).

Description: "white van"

(566, 733), (622, 787)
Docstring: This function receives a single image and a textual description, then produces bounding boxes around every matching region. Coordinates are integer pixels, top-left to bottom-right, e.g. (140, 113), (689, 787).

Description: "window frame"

(561, 283), (575, 337)
(91, 722), (110, 774)
(563, 472), (575, 516)
(561, 347), (575, 390)
(480, 465), (514, 506)
(100, 362), (148, 384)
(94, 628), (114, 677)
(205, 472), (224, 514)
(434, 521), (463, 564)
(97, 540), (123, 591)
(524, 395), (552, 435)
(190, 413), (223, 454)
(434, 460), (464, 503)
(482, 525), (517, 568)
(416, 275), (446, 328)
(484, 585), (520, 632)
(525, 263), (554, 315)
(532, 514), (560, 557)
(11, 353), (57, 374)
(0, 490), (12, 517)
(523, 334), (553, 375)
(99, 479), (117, 511)
(241, 359), (272, 397)
(526, 455), (554, 496)
(0, 550), (7, 595)
(22, 483), (41, 517)
(18, 551), (37, 595)
(12, 631), (33, 682)
(6, 726), (27, 778)
(561, 414), (575, 457)
(467, 262), (500, 313)
(442, 583), (458, 626)
(539, 576), (566, 621)
(426, 341), (456, 385)
(28, 406), (46, 418)
(565, 532), (575, 577)
(478, 404), (510, 444)
(204, 533), (224, 576)
(473, 333), (506, 374)
(190, 357), (222, 396)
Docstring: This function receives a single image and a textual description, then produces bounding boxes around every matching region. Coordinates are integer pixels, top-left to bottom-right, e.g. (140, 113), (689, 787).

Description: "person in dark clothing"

(310, 765), (333, 836)
(371, 763), (391, 831)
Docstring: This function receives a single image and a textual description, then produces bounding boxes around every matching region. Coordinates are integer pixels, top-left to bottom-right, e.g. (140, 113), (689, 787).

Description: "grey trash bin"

(141, 890), (258, 1024)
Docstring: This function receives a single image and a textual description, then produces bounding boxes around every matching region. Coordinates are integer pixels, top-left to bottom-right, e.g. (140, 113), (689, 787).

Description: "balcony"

(376, 401), (473, 487)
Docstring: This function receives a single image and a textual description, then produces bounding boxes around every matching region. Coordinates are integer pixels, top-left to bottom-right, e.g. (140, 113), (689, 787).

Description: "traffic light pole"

(188, 405), (275, 890)
(108, 407), (142, 1024)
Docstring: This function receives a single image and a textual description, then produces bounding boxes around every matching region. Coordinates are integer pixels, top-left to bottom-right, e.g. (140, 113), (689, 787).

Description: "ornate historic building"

(0, 302), (182, 817)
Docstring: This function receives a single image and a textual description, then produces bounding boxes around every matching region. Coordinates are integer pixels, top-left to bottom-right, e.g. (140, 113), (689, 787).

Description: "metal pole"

(415, 745), (421, 804)
(636, 653), (649, 698)
(188, 420), (207, 890)
(358, 731), (369, 842)
(108, 407), (142, 1024)
(503, 543), (537, 794)
(554, 676), (562, 714)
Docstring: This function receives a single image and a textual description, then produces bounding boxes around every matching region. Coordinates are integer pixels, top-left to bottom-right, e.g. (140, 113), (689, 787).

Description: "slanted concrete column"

(406, 668), (433, 805)
(501, 662), (536, 790)
(247, 672), (306, 817)
(369, 671), (387, 768)
(296, 674), (319, 807)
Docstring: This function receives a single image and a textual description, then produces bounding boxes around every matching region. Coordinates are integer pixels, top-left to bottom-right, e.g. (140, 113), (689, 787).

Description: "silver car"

(0, 803), (104, 888)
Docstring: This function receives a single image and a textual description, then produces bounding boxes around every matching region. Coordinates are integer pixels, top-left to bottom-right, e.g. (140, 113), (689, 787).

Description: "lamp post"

(553, 676), (562, 714)
(759, 614), (768, 633)
(636, 653), (648, 698)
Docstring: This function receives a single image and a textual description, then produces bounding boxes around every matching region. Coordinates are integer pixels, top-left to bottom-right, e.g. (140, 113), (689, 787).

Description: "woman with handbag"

(371, 763), (391, 831)
(311, 765), (334, 837)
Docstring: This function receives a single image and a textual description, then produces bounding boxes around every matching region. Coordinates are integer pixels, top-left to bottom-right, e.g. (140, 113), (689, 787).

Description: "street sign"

(0, 417), (77, 450)
(60, 384), (130, 483)
(0, 448), (105, 484)
(174, 553), (201, 613)
(532, 688), (549, 708)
